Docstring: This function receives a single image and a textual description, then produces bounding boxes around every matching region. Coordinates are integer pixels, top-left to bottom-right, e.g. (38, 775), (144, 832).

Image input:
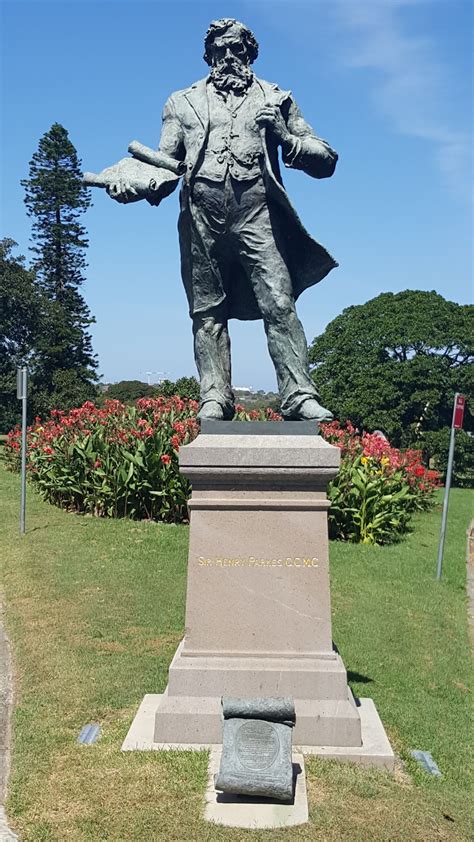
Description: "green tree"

(422, 428), (473, 488)
(309, 290), (473, 447)
(21, 123), (98, 415)
(0, 239), (44, 431)
(105, 380), (156, 403)
(155, 376), (200, 401)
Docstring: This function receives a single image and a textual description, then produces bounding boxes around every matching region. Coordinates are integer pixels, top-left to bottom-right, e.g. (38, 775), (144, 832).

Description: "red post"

(452, 394), (465, 430)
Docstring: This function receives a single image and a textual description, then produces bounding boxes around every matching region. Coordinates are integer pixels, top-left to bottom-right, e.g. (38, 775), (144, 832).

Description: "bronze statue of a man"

(100, 19), (338, 421)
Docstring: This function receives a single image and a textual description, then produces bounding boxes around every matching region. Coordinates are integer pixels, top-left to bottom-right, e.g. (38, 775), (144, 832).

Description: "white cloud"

(333, 0), (472, 202)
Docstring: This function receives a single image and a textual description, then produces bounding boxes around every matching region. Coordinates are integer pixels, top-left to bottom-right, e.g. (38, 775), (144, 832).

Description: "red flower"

(94, 459), (102, 468)
(161, 454), (171, 465)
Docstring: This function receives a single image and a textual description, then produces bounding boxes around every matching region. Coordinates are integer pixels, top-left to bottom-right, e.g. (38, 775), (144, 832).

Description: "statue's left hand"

(255, 105), (291, 145)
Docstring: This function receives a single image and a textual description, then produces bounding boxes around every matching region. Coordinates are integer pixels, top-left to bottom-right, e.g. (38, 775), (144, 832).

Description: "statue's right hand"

(106, 180), (139, 203)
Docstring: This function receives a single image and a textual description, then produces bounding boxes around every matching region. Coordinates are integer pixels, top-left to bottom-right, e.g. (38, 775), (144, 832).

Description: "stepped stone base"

(166, 641), (352, 700)
(152, 689), (360, 747)
(122, 695), (395, 770)
(151, 639), (361, 746)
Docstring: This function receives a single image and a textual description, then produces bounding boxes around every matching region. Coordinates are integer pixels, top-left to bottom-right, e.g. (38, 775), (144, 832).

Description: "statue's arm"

(158, 96), (186, 162)
(281, 99), (338, 179)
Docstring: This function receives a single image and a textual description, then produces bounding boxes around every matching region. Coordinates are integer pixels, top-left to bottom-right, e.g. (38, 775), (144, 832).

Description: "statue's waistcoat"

(196, 82), (265, 182)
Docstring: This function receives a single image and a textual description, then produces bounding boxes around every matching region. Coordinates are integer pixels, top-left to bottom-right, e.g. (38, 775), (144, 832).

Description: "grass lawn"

(1, 463), (472, 841)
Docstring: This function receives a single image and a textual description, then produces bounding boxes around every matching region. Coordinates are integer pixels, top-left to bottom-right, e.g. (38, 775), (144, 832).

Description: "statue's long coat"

(157, 76), (338, 321)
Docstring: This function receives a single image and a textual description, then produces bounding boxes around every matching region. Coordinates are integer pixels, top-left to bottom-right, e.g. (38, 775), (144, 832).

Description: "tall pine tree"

(22, 123), (98, 415)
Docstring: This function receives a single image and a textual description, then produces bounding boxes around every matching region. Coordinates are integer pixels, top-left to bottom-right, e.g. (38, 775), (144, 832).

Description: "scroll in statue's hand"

(83, 157), (180, 207)
(255, 105), (291, 146)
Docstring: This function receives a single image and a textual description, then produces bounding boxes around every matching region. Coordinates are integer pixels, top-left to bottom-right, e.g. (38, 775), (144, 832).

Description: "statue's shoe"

(292, 399), (334, 422)
(197, 400), (225, 421)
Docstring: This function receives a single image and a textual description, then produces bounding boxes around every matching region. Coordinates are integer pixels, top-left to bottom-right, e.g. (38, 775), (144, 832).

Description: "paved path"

(0, 596), (19, 841)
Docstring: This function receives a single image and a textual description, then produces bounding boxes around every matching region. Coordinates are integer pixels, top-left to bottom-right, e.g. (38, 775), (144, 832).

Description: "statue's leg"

(193, 308), (235, 420)
(257, 281), (325, 419)
(229, 179), (332, 420)
(258, 283), (332, 420)
(185, 179), (235, 420)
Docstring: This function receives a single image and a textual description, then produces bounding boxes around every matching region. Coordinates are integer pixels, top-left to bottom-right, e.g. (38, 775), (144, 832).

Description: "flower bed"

(3, 398), (199, 521)
(3, 404), (439, 542)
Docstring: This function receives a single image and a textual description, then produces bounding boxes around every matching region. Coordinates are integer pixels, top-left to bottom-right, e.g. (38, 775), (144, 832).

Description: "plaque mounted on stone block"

(215, 697), (296, 802)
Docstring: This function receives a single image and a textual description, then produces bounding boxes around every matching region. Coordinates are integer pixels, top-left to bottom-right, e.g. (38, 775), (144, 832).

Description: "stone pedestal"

(153, 424), (362, 748)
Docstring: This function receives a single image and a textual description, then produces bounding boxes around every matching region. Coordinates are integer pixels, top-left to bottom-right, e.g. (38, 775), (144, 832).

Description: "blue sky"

(1, 0), (472, 389)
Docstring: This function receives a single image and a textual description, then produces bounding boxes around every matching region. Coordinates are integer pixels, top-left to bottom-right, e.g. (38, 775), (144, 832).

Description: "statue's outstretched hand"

(106, 181), (140, 204)
(255, 105), (290, 145)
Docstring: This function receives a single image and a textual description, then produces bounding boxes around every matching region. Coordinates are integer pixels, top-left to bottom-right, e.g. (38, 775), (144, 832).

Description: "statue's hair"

(203, 19), (259, 65)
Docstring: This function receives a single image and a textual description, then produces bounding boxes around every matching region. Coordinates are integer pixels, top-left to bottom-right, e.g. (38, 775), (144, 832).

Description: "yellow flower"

(361, 456), (368, 465)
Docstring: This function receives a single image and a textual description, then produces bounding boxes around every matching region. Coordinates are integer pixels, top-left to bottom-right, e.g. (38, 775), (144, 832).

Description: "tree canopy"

(155, 376), (200, 401)
(309, 290), (473, 447)
(101, 377), (200, 405)
(105, 380), (156, 403)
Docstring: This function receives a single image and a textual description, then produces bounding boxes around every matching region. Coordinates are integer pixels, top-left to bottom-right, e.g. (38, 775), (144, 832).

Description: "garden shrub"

(321, 421), (440, 543)
(421, 428), (473, 488)
(3, 403), (439, 542)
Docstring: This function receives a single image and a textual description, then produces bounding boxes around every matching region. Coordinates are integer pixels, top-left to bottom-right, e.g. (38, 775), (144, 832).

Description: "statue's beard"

(210, 60), (253, 93)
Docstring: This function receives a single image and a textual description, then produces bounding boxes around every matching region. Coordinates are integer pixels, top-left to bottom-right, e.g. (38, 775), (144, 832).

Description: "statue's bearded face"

(209, 31), (253, 92)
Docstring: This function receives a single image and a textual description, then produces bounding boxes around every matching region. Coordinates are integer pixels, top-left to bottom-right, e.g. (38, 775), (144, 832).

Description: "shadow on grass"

(27, 523), (54, 533)
(347, 670), (373, 685)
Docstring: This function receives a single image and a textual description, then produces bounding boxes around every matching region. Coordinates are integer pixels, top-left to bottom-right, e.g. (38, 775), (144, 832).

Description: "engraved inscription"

(198, 556), (319, 568)
(235, 720), (280, 771)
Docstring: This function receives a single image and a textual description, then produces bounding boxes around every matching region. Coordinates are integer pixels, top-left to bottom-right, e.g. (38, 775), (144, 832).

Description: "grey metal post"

(17, 366), (28, 534)
(436, 395), (458, 581)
